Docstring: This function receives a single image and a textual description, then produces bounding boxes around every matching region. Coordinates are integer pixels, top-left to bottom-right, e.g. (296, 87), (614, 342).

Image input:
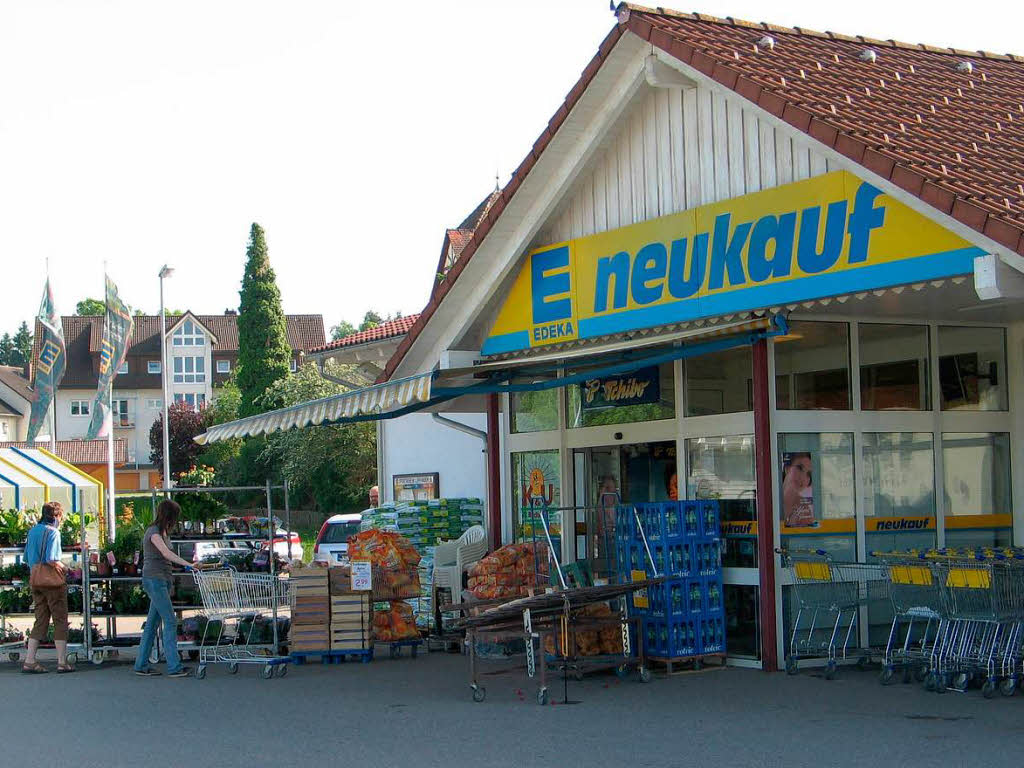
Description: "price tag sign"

(631, 569), (648, 609)
(351, 560), (372, 591)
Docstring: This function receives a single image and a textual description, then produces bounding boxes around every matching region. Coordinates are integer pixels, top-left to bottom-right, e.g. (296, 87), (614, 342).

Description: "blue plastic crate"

(664, 541), (692, 577)
(698, 610), (726, 655)
(660, 501), (683, 541)
(698, 501), (721, 538)
(691, 539), (722, 577)
(703, 577), (724, 614)
(642, 616), (700, 658)
(680, 501), (701, 537)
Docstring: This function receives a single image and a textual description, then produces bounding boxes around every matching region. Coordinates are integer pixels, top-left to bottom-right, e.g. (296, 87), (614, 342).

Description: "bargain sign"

(481, 172), (982, 355)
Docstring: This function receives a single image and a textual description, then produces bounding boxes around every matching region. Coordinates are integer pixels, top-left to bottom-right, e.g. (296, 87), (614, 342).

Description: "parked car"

(312, 513), (363, 564)
(174, 538), (253, 564)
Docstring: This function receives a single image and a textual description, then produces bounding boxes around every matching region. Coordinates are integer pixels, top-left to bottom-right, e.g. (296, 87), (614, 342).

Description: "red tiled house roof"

(0, 366), (33, 401)
(0, 439), (128, 465)
(312, 315), (421, 353)
(383, 5), (1024, 381)
(40, 314), (326, 389)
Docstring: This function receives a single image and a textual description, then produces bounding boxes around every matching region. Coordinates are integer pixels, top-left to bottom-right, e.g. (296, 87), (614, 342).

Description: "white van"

(312, 513), (363, 564)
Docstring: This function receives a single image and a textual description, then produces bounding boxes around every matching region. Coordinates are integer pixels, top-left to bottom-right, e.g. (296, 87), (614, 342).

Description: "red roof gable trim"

(383, 7), (1024, 382)
(0, 440), (128, 465)
(311, 314), (421, 354)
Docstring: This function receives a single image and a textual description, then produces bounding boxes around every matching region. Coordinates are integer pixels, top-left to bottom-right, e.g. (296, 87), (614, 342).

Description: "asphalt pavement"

(2, 651), (1022, 768)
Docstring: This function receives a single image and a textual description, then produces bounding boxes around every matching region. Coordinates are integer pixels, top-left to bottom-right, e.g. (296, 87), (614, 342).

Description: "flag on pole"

(87, 275), (134, 440)
(27, 280), (67, 443)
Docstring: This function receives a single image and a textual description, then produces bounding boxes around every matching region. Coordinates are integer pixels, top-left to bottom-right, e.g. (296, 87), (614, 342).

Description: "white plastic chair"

(433, 525), (487, 602)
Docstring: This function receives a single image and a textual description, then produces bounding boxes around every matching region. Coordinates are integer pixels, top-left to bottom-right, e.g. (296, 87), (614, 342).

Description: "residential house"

(41, 312), (325, 490)
(0, 365), (33, 442)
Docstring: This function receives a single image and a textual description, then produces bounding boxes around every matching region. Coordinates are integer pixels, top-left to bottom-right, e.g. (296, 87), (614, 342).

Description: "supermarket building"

(201, 5), (1024, 670)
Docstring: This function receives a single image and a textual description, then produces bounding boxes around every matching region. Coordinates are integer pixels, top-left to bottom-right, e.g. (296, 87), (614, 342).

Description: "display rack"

(83, 481), (292, 667)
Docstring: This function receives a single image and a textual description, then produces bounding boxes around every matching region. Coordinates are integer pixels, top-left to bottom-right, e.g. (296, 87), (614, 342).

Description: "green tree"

(330, 320), (357, 341)
(236, 222), (291, 418)
(76, 298), (105, 315)
(0, 333), (12, 365)
(198, 376), (245, 486)
(359, 311), (383, 332)
(9, 322), (32, 366)
(260, 361), (376, 511)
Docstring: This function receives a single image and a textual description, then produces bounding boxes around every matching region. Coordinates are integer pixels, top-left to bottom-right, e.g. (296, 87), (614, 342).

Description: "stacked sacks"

(372, 600), (419, 642)
(467, 542), (549, 600)
(543, 603), (624, 657)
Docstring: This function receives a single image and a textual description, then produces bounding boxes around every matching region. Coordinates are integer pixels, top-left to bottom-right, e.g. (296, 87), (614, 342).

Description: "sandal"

(57, 664), (76, 674)
(22, 663), (48, 674)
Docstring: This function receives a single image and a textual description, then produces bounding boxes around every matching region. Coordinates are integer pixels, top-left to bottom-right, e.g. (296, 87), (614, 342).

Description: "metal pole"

(753, 338), (779, 673)
(266, 480), (279, 655)
(106, 385), (116, 543)
(284, 479), (292, 563)
(48, 398), (56, 454)
(159, 269), (171, 497)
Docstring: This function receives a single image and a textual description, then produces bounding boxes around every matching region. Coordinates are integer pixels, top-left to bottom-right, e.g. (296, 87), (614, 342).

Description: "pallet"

(289, 649), (373, 665)
(378, 639), (422, 659)
(647, 653), (726, 675)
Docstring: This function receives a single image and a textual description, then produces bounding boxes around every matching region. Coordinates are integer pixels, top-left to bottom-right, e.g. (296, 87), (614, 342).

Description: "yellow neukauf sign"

(482, 172), (982, 355)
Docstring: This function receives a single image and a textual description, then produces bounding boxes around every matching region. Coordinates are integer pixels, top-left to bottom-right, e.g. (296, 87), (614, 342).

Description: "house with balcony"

(43, 312), (325, 490)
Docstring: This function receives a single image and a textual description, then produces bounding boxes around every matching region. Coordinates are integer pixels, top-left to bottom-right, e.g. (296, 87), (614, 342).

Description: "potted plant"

(111, 529), (142, 575)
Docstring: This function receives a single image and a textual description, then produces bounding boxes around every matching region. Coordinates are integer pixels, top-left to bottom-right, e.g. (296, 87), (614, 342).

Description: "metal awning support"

(195, 314), (787, 445)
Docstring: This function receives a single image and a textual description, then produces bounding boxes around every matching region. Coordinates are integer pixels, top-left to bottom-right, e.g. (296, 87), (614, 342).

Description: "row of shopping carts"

(779, 547), (1024, 697)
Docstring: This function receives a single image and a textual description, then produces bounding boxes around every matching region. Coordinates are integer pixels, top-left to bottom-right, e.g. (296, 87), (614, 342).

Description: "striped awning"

(195, 314), (788, 445)
(194, 371), (434, 445)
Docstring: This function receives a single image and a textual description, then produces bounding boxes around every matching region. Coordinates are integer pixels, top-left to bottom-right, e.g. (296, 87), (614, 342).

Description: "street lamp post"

(158, 265), (174, 496)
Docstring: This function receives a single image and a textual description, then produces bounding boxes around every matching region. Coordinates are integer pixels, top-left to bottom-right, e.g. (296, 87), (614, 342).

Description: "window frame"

(216, 359), (231, 374)
(147, 361), (161, 374)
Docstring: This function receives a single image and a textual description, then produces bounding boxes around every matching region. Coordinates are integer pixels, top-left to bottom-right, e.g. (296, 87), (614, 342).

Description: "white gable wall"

(536, 82), (836, 247)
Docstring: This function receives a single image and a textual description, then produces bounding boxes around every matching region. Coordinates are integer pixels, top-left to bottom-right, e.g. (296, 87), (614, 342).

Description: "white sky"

(2, 0), (1020, 336)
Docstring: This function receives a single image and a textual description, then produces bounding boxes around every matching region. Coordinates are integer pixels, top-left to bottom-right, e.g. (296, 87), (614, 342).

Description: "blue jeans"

(135, 578), (182, 673)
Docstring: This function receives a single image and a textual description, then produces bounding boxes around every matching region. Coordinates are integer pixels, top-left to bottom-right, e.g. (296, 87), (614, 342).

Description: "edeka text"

(532, 181), (885, 325)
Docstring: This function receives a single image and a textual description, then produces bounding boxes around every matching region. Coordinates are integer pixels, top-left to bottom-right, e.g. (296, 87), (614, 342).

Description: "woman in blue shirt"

(23, 501), (72, 673)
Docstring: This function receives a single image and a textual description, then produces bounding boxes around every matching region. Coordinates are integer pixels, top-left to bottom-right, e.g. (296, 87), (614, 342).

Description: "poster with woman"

(782, 452), (817, 528)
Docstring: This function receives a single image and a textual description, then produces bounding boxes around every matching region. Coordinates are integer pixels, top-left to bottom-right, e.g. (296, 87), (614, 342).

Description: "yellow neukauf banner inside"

(482, 172), (982, 355)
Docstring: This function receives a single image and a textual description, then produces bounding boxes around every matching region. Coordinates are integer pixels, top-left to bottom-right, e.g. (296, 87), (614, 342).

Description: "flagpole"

(107, 383), (116, 543)
(46, 259), (55, 454)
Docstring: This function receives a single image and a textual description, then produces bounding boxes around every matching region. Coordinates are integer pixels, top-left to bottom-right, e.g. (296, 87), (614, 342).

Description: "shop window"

(510, 450), (561, 547)
(778, 433), (855, 559)
(566, 360), (674, 428)
(685, 346), (752, 416)
(774, 321), (850, 410)
(937, 327), (1007, 411)
(686, 435), (755, 568)
(942, 432), (1011, 548)
(510, 389), (559, 433)
(863, 432), (936, 547)
(859, 324), (930, 410)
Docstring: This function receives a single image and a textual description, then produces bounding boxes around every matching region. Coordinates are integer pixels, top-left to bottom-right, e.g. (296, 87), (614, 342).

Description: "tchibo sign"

(482, 172), (981, 355)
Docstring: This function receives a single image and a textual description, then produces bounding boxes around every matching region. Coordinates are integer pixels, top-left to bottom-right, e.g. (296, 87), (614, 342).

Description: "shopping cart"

(926, 557), (1024, 696)
(192, 566), (291, 679)
(873, 553), (943, 686)
(778, 549), (887, 679)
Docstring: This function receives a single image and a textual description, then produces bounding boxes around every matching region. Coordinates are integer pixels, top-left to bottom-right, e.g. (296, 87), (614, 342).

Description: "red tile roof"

(383, 5), (1024, 381)
(622, 4), (1024, 250)
(42, 314), (326, 388)
(312, 314), (421, 353)
(0, 366), (32, 402)
(0, 439), (128, 465)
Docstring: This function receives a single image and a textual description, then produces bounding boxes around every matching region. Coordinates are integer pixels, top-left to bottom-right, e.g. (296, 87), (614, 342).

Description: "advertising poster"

(393, 473), (439, 502)
(782, 451), (816, 528)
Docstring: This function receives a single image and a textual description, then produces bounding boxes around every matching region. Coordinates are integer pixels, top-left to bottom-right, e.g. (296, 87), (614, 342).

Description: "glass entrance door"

(572, 442), (677, 579)
(685, 435), (761, 661)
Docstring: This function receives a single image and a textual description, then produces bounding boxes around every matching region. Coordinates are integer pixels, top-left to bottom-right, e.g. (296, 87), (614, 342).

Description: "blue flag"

(87, 275), (134, 440)
(27, 280), (66, 443)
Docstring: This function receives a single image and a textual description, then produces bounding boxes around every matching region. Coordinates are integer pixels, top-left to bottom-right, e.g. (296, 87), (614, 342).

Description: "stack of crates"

(615, 501), (725, 660)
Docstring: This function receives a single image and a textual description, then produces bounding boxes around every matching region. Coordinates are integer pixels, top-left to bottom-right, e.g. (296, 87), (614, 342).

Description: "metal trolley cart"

(873, 553), (943, 686)
(927, 556), (1024, 696)
(778, 548), (887, 679)
(192, 565), (291, 679)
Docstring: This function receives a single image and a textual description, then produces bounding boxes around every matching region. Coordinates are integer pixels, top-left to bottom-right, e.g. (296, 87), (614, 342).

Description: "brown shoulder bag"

(29, 527), (65, 589)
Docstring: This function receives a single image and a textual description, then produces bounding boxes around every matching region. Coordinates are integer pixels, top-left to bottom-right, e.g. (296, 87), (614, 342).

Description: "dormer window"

(173, 319), (205, 347)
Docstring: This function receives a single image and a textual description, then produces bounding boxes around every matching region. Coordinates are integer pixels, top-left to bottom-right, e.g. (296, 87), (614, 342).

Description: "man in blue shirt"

(23, 502), (71, 673)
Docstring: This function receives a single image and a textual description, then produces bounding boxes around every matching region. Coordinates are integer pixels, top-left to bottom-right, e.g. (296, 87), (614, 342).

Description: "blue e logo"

(531, 246), (572, 325)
